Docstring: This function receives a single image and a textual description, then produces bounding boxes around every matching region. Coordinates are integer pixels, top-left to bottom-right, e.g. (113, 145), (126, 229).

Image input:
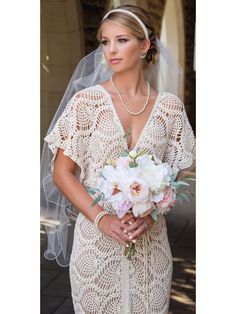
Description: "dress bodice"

(44, 85), (195, 189)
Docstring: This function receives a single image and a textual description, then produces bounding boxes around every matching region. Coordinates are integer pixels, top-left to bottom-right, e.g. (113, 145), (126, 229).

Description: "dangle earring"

(140, 53), (146, 59)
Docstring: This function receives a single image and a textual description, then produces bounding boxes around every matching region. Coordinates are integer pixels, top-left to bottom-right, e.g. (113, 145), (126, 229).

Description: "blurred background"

(41, 0), (196, 313)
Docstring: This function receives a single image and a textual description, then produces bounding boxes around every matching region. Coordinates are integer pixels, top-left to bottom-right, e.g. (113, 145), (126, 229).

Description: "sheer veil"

(40, 38), (183, 267)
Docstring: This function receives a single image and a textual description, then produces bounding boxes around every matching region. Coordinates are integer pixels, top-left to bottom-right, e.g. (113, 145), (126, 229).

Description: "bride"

(41, 4), (195, 313)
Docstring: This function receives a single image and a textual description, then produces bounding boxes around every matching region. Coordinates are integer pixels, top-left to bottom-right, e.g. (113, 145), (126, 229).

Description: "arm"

(53, 148), (103, 224)
(163, 95), (195, 175)
(53, 148), (132, 247)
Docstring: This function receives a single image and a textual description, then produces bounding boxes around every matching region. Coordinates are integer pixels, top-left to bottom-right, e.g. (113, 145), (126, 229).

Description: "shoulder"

(64, 85), (108, 119)
(73, 85), (108, 103)
(159, 92), (185, 114)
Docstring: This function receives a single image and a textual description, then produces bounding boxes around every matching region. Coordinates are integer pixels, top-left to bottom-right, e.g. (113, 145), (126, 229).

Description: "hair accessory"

(102, 9), (149, 39)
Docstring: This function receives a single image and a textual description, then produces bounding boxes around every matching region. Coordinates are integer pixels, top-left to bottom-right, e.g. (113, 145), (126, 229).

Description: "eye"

(118, 38), (128, 43)
(101, 40), (108, 46)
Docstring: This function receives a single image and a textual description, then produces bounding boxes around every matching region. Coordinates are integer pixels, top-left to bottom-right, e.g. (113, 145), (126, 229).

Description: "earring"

(140, 54), (146, 59)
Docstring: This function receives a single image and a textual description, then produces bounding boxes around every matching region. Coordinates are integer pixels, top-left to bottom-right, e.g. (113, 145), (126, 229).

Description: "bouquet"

(87, 148), (192, 260)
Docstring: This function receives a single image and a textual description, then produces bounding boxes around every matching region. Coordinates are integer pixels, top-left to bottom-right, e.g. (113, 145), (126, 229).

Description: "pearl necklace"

(110, 77), (150, 116)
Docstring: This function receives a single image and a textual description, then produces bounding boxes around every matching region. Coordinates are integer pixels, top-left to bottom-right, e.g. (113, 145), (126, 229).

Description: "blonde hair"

(97, 5), (159, 68)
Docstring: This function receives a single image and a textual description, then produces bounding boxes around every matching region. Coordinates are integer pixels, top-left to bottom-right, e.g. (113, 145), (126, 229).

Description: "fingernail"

(126, 244), (129, 247)
(121, 220), (124, 224)
(123, 229), (127, 233)
(132, 239), (136, 243)
(129, 235), (133, 240)
(128, 221), (132, 225)
(128, 232), (131, 236)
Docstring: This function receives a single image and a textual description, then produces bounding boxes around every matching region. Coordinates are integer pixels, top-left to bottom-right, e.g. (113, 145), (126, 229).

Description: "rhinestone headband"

(102, 9), (149, 39)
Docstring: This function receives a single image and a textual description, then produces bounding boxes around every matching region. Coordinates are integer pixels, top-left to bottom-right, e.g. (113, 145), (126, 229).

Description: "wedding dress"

(44, 85), (195, 314)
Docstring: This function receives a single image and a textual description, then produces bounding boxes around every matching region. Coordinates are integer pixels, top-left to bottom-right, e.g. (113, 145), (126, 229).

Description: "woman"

(41, 4), (195, 314)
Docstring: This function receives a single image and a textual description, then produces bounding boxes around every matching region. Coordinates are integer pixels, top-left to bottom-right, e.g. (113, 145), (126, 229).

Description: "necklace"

(110, 76), (150, 116)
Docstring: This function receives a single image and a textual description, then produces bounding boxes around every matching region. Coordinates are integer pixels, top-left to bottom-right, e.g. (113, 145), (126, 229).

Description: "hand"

(98, 214), (132, 248)
(121, 214), (155, 241)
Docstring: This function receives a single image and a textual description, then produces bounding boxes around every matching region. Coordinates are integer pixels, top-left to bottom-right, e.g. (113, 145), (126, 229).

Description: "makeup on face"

(101, 22), (143, 69)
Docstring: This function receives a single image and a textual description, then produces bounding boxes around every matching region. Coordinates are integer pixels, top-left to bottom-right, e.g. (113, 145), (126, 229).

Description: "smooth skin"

(53, 20), (156, 248)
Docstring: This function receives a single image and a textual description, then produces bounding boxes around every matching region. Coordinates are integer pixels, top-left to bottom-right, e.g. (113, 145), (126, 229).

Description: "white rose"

(97, 177), (114, 199)
(126, 177), (150, 203)
(132, 200), (153, 217)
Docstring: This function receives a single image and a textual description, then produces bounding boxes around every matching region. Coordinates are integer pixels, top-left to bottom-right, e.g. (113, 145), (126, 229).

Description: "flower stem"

(124, 242), (136, 260)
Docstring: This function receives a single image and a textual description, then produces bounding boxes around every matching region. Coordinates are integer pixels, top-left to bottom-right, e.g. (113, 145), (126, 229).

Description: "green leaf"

(176, 180), (190, 186)
(176, 194), (184, 205)
(121, 149), (129, 157)
(129, 161), (138, 168)
(151, 209), (158, 222)
(180, 190), (194, 197)
(86, 187), (99, 195)
(171, 173), (178, 182)
(90, 193), (103, 207)
(181, 176), (196, 182)
(178, 192), (190, 203)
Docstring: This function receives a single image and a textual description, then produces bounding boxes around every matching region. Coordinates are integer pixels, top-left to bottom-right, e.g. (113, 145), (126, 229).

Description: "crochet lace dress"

(44, 85), (195, 314)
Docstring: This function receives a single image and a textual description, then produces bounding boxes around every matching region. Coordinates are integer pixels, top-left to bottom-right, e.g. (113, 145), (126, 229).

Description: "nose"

(109, 41), (118, 54)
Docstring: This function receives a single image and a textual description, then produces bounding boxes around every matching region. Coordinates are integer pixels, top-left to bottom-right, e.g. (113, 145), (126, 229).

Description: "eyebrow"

(101, 35), (130, 39)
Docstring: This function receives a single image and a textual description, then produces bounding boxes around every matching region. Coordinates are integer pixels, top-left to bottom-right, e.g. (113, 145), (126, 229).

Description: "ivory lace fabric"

(44, 85), (195, 313)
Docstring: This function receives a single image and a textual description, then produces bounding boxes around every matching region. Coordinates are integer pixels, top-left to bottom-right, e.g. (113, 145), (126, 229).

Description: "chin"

(111, 65), (135, 74)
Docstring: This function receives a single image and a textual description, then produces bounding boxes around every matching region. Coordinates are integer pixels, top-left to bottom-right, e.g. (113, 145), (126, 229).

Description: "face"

(101, 20), (149, 73)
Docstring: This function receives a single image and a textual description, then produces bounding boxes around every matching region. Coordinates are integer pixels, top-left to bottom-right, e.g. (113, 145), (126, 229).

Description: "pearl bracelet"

(94, 211), (110, 231)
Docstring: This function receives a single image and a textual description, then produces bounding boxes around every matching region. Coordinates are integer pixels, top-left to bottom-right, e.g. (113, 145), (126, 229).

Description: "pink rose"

(116, 200), (133, 218)
(156, 186), (176, 210)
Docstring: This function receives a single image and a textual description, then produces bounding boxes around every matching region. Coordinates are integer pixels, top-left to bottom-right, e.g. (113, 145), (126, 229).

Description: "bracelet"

(94, 211), (110, 231)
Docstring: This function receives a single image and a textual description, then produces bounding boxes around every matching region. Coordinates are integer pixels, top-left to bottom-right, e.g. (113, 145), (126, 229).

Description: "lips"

(109, 58), (122, 64)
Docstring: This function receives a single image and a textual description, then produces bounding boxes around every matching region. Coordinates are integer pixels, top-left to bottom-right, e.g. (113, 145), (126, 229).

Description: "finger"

(138, 229), (147, 238)
(118, 220), (140, 242)
(124, 220), (143, 232)
(112, 231), (130, 247)
(117, 226), (133, 243)
(120, 213), (136, 224)
(138, 221), (154, 238)
(121, 217), (136, 226)
(123, 218), (136, 228)
(128, 223), (147, 240)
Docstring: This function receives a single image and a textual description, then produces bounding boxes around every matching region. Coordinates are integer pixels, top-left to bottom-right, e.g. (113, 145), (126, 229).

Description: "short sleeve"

(163, 95), (195, 175)
(44, 92), (86, 173)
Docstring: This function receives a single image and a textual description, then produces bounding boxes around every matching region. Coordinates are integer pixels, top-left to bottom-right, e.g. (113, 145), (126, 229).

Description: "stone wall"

(41, 0), (85, 150)
(80, 0), (107, 54)
(148, 0), (166, 37)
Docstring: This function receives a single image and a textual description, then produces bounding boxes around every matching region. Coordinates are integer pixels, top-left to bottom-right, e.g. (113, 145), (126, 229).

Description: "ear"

(140, 38), (151, 54)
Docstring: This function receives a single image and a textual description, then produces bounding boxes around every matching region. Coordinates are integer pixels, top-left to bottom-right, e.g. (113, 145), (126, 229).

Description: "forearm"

(53, 170), (103, 224)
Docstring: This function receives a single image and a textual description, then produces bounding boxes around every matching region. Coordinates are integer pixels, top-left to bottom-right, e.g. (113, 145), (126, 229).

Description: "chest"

(110, 94), (159, 150)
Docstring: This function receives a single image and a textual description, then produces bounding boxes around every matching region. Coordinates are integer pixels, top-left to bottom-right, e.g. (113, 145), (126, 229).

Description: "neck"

(112, 67), (147, 96)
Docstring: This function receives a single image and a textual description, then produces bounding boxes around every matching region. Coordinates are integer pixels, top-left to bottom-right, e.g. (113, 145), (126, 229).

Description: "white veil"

(40, 38), (183, 267)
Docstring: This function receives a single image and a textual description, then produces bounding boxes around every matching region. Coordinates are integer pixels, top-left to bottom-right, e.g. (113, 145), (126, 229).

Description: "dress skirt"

(69, 202), (173, 314)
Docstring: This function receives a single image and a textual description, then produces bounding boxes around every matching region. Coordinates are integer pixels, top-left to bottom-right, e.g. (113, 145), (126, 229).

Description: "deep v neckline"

(96, 84), (162, 151)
